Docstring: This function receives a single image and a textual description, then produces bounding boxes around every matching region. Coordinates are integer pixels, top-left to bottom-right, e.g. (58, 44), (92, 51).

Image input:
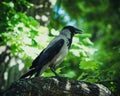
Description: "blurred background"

(0, 0), (120, 95)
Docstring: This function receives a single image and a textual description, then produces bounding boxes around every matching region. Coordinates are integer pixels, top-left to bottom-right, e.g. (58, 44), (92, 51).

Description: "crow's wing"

(30, 39), (64, 69)
(29, 49), (45, 69)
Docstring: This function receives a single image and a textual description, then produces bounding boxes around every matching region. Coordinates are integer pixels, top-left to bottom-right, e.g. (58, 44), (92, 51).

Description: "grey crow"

(20, 26), (82, 79)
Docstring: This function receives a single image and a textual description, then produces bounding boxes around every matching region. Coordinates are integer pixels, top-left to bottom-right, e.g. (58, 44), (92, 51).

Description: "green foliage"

(0, 1), (49, 66)
(1, 13), (38, 53)
(0, 0), (32, 32)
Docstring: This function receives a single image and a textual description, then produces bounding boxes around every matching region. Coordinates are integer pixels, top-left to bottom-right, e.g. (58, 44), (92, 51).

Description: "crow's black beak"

(75, 28), (83, 34)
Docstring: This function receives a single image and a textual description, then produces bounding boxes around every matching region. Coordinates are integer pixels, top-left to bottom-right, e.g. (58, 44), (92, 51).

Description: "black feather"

(20, 39), (64, 78)
(30, 39), (64, 69)
(20, 68), (37, 79)
(30, 49), (45, 69)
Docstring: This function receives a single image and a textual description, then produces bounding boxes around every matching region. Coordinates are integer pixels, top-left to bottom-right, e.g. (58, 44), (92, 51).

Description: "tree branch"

(1, 77), (114, 96)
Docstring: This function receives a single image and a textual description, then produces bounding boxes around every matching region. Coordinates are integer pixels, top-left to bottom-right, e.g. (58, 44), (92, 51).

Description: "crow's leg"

(49, 65), (61, 80)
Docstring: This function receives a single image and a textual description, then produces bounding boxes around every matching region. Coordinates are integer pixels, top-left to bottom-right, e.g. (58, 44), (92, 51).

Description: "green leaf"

(80, 60), (99, 70)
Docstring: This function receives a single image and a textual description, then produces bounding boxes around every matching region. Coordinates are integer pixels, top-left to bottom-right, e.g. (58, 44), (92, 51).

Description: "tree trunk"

(1, 77), (114, 96)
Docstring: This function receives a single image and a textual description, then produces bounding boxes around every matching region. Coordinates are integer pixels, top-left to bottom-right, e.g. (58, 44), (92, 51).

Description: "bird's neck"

(60, 31), (74, 49)
(60, 29), (74, 39)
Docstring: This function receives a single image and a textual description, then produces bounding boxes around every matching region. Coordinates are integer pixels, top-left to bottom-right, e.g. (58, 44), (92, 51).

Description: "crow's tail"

(20, 68), (37, 79)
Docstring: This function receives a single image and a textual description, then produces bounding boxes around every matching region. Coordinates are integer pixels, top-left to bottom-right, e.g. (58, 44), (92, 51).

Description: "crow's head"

(60, 26), (83, 39)
(62, 26), (82, 35)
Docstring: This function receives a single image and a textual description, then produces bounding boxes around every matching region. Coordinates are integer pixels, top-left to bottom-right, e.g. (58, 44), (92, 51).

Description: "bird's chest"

(51, 42), (68, 66)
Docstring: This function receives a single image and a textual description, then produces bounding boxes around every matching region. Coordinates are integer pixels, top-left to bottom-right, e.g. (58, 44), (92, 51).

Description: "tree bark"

(1, 77), (114, 96)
